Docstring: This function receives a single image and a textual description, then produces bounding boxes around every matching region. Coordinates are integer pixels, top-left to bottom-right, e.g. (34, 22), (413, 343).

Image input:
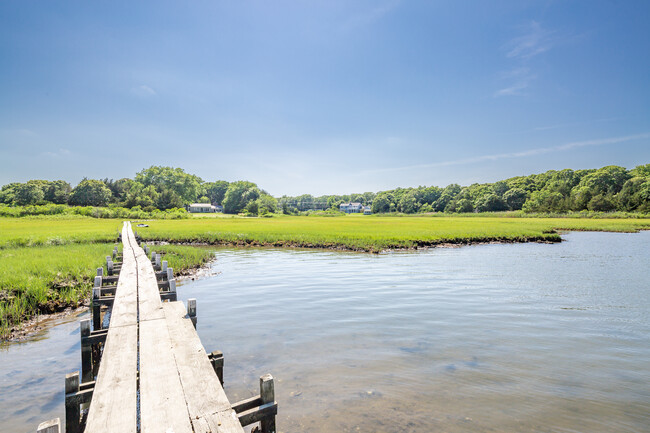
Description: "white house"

(363, 206), (372, 215)
(188, 203), (217, 213)
(340, 202), (364, 213)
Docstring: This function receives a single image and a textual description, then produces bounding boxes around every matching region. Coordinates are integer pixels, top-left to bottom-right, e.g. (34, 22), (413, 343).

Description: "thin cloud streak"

(506, 21), (553, 60)
(361, 133), (650, 175)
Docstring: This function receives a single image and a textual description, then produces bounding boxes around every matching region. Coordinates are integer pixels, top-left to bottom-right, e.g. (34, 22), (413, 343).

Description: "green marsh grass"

(139, 214), (650, 252)
(0, 217), (122, 248)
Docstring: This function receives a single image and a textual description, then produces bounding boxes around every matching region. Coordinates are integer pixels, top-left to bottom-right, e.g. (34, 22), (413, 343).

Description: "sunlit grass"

(137, 214), (650, 252)
(0, 217), (122, 248)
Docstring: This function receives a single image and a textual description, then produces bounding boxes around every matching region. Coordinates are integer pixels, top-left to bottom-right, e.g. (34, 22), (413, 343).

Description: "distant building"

(188, 203), (217, 213)
(340, 202), (364, 213)
(214, 204), (224, 213)
(363, 206), (372, 215)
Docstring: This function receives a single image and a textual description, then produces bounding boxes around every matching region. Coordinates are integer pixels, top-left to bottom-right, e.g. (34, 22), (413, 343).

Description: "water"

(1, 232), (649, 432)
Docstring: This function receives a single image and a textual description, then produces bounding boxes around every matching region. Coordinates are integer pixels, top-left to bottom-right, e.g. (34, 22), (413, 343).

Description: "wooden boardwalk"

(39, 222), (277, 433)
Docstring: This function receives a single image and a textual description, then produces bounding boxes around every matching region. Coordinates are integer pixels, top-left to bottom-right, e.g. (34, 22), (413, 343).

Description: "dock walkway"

(38, 222), (277, 433)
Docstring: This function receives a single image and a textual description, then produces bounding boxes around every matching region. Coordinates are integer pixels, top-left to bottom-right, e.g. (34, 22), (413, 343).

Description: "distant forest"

(1, 164), (649, 216)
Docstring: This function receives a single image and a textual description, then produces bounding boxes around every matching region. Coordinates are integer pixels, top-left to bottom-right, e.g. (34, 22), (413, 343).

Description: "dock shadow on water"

(2, 231), (650, 432)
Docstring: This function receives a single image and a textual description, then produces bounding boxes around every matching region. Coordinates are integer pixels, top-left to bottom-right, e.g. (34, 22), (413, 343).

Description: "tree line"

(277, 164), (650, 214)
(0, 166), (277, 215)
(1, 164), (648, 216)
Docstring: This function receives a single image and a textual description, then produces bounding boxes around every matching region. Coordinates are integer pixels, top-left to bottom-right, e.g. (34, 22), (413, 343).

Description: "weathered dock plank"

(84, 222), (138, 433)
(163, 301), (246, 433)
(139, 319), (193, 433)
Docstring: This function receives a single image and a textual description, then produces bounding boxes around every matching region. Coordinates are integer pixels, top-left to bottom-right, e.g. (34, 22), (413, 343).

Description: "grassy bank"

(139, 215), (650, 252)
(0, 217), (218, 338)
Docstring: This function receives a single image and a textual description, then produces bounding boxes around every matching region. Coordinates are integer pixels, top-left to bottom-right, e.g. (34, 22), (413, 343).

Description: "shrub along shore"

(1, 214), (649, 339)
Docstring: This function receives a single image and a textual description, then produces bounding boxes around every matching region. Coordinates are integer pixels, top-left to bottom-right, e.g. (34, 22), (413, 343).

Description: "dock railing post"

(260, 374), (276, 433)
(166, 267), (173, 282)
(187, 298), (197, 328)
(208, 351), (224, 385)
(36, 418), (61, 433)
(162, 260), (168, 273)
(92, 276), (102, 331)
(65, 372), (80, 433)
(96, 267), (103, 277)
(80, 319), (92, 383)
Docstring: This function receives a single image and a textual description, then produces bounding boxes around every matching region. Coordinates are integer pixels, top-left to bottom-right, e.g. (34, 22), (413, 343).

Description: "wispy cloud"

(41, 148), (72, 158)
(361, 133), (650, 175)
(494, 67), (535, 97)
(132, 85), (157, 97)
(339, 0), (401, 33)
(505, 21), (554, 60)
(495, 21), (554, 97)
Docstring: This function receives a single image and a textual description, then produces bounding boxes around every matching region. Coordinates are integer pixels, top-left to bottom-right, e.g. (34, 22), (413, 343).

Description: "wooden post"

(187, 298), (197, 328)
(162, 260), (168, 273)
(260, 374), (276, 433)
(65, 372), (80, 433)
(36, 418), (61, 433)
(80, 319), (92, 383)
(208, 351), (224, 385)
(155, 253), (161, 269)
(151, 251), (156, 262)
(107, 260), (114, 276)
(92, 277), (101, 331)
(96, 267), (103, 277)
(166, 267), (173, 282)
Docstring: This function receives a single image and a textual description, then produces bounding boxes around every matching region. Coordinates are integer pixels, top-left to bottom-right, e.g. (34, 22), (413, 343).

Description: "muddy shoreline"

(146, 234), (561, 254)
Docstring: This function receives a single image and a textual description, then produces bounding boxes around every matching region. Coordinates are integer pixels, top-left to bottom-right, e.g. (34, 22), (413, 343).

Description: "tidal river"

(1, 231), (649, 432)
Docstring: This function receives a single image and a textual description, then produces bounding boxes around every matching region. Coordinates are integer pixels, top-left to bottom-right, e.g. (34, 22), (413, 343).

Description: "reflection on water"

(1, 232), (649, 432)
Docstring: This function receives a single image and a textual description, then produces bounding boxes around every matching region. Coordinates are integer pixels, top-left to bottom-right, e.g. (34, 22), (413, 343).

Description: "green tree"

(69, 179), (113, 206)
(475, 193), (507, 212)
(371, 193), (393, 213)
(135, 166), (203, 205)
(0, 183), (21, 204)
(503, 188), (528, 210)
(222, 181), (260, 214)
(588, 194), (616, 211)
(398, 191), (418, 213)
(14, 182), (45, 205)
(44, 180), (71, 204)
(434, 184), (461, 212)
(256, 194), (278, 215)
(204, 181), (229, 204)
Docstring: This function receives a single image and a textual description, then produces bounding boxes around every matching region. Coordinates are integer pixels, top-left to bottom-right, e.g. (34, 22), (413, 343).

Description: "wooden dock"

(37, 221), (277, 433)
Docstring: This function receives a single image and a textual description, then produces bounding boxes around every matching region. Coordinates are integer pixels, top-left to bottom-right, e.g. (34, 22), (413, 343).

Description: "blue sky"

(1, 0), (648, 196)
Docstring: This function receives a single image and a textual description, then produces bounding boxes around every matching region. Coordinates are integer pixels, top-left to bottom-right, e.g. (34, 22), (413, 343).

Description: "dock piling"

(80, 319), (92, 383)
(65, 372), (80, 433)
(260, 374), (276, 433)
(92, 277), (101, 331)
(187, 298), (197, 327)
(208, 351), (224, 385)
(36, 418), (61, 433)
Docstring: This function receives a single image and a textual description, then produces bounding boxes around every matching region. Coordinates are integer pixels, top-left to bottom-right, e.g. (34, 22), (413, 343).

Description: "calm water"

(1, 232), (649, 432)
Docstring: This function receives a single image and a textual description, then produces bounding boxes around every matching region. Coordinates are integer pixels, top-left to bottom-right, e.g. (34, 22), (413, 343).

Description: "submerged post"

(80, 319), (92, 383)
(65, 372), (80, 433)
(187, 298), (197, 328)
(260, 374), (276, 433)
